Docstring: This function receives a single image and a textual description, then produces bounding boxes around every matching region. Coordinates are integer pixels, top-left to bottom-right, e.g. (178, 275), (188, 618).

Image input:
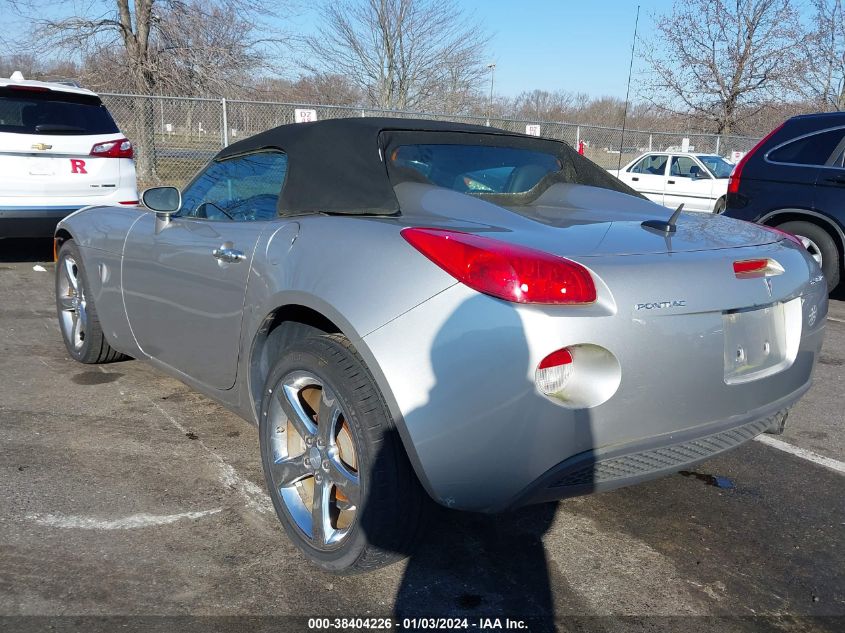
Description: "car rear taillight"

(733, 258), (784, 278)
(90, 138), (133, 159)
(727, 123), (784, 194)
(401, 227), (597, 305)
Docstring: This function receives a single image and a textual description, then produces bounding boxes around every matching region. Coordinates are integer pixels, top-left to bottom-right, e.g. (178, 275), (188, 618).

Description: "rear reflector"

(536, 348), (575, 396)
(733, 258), (784, 278)
(538, 348), (573, 369)
(119, 200), (139, 205)
(733, 259), (768, 275)
(401, 227), (597, 305)
(90, 138), (133, 159)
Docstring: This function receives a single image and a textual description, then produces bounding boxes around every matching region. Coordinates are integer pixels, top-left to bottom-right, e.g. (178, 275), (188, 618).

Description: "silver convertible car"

(54, 118), (827, 572)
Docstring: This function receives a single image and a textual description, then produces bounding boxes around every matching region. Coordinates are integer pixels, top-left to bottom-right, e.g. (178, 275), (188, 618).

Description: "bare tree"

(248, 74), (364, 105)
(305, 0), (490, 111)
(802, 0), (845, 110)
(288, 74), (364, 105)
(152, 1), (277, 97)
(512, 90), (575, 122)
(0, 54), (81, 82)
(8, 0), (286, 179)
(641, 0), (803, 134)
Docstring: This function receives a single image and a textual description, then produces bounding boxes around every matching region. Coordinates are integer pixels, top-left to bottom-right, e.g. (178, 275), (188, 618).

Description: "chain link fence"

(100, 93), (763, 189)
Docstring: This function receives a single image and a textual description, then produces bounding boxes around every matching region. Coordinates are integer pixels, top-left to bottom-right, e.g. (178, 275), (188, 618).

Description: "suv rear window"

(0, 87), (119, 135)
(767, 128), (845, 166)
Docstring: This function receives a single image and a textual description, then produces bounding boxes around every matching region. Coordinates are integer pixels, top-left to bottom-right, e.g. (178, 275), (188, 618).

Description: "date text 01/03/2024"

(307, 617), (530, 630)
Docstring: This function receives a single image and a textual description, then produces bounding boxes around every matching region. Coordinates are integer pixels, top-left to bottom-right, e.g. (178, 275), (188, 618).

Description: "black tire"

(55, 240), (126, 364)
(775, 220), (840, 292)
(713, 196), (726, 214)
(259, 333), (428, 573)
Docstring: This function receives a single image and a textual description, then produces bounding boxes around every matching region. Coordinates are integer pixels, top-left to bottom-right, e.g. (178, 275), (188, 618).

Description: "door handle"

(631, 176), (639, 181)
(667, 180), (676, 184)
(212, 247), (245, 264)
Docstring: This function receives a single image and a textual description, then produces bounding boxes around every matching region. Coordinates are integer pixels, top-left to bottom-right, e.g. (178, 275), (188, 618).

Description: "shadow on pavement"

(359, 294), (596, 632)
(393, 503), (580, 631)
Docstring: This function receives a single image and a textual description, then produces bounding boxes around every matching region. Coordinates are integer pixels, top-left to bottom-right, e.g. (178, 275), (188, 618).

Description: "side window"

(629, 156), (648, 173)
(179, 151), (288, 221)
(830, 146), (845, 168)
(629, 155), (667, 176)
(768, 129), (845, 166)
(670, 156), (708, 178)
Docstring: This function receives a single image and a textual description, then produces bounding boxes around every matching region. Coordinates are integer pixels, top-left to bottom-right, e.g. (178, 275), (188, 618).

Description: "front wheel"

(55, 240), (126, 363)
(259, 333), (428, 573)
(775, 220), (840, 292)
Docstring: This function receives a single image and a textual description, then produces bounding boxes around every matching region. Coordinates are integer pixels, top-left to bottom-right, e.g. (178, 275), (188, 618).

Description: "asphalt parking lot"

(1, 239), (843, 633)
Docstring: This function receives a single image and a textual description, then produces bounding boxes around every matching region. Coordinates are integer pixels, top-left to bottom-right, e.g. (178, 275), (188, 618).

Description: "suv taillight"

(401, 227), (597, 305)
(90, 138), (133, 159)
(727, 123), (784, 194)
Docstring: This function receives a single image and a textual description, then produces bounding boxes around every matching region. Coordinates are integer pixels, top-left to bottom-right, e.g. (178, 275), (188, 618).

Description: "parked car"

(0, 71), (137, 239)
(609, 152), (734, 212)
(724, 112), (845, 292)
(54, 118), (825, 572)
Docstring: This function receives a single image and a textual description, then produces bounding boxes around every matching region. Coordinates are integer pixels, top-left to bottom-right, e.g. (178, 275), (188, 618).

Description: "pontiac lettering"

(635, 300), (687, 311)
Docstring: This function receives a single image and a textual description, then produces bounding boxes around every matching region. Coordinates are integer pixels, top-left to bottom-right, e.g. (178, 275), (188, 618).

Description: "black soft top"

(215, 117), (632, 216)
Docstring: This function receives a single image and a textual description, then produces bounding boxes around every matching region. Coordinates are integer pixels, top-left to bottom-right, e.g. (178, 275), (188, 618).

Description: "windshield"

(389, 144), (563, 194)
(697, 155), (734, 178)
(0, 88), (119, 135)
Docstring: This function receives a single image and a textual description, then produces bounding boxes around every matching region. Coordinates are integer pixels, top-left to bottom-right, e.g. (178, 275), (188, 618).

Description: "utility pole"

(486, 63), (496, 126)
(618, 5), (641, 172)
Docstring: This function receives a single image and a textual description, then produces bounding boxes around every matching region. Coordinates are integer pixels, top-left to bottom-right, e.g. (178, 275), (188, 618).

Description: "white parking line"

(146, 396), (274, 515)
(93, 366), (274, 516)
(754, 435), (845, 475)
(26, 508), (223, 530)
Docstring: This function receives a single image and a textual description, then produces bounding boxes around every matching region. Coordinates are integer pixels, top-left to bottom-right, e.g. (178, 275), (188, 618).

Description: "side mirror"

(142, 187), (181, 214)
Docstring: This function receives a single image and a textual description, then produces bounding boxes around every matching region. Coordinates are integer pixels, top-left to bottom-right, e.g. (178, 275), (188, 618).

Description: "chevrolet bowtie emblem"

(31, 143), (52, 150)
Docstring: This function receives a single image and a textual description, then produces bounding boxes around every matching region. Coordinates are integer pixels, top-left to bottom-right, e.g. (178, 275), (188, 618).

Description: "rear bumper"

(506, 398), (798, 510)
(0, 206), (80, 238)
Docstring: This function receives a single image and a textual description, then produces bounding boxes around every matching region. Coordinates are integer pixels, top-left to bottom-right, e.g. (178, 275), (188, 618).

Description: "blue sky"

(289, 0), (679, 98)
(451, 0), (673, 98)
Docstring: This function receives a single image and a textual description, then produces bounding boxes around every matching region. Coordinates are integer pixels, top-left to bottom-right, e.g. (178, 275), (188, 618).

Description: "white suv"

(0, 72), (137, 238)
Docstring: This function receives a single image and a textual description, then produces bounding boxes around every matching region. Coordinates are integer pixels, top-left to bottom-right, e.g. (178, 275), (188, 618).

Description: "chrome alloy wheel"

(266, 370), (360, 548)
(796, 234), (823, 268)
(57, 255), (88, 351)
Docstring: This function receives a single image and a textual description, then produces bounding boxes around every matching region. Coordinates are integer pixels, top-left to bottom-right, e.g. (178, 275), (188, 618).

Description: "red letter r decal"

(70, 159), (87, 174)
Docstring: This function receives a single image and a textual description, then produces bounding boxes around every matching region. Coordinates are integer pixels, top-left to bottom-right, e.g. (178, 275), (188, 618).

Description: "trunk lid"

(499, 183), (779, 257)
(396, 182), (780, 258)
